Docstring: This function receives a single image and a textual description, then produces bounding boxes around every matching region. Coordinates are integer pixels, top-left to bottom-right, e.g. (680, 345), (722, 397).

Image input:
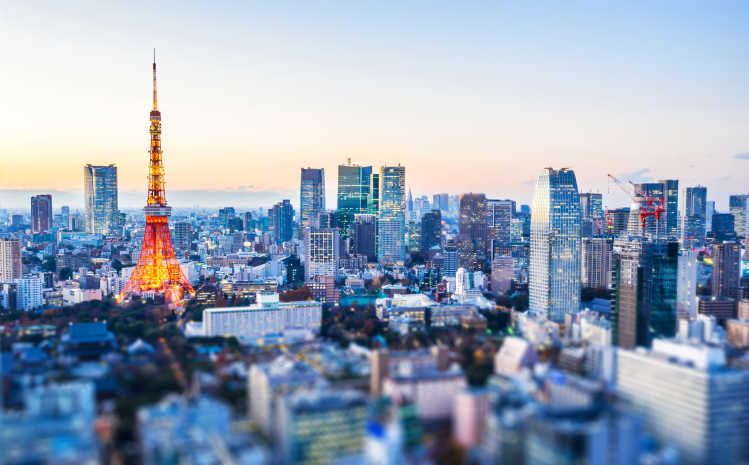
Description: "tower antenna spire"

(152, 48), (157, 110)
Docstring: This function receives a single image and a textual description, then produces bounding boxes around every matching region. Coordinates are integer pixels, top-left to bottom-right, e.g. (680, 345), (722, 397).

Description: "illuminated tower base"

(121, 213), (193, 302)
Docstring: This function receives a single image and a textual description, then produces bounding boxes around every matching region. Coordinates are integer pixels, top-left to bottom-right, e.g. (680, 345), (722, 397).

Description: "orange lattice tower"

(120, 52), (194, 303)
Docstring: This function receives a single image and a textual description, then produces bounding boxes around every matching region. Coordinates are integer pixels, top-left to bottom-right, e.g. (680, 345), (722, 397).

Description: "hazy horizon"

(3, 2), (748, 211)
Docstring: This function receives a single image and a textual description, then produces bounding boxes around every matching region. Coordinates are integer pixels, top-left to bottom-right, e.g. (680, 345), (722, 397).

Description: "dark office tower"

(174, 221), (192, 252)
(605, 208), (630, 236)
(269, 200), (294, 243)
(433, 193), (449, 212)
(352, 214), (377, 262)
(243, 212), (253, 231)
(681, 186), (707, 247)
(30, 194), (52, 233)
(710, 213), (736, 242)
(729, 194), (749, 238)
(457, 193), (489, 271)
(300, 168), (325, 228)
(84, 164), (118, 235)
(420, 210), (442, 254)
(444, 241), (458, 277)
(218, 207), (236, 228)
(712, 242), (741, 299)
(318, 211), (338, 229)
(613, 238), (678, 348)
(486, 199), (513, 244)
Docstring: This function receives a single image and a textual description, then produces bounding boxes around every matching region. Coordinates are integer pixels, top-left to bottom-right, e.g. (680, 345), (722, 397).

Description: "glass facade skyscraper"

(269, 199), (294, 243)
(336, 163), (372, 238)
(682, 186), (707, 246)
(613, 238), (678, 348)
(377, 165), (406, 264)
(529, 168), (582, 322)
(729, 194), (749, 238)
(300, 168), (325, 228)
(84, 164), (118, 235)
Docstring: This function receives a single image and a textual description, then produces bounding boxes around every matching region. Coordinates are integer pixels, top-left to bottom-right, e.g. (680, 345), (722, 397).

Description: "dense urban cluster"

(2, 164), (748, 465)
(2, 61), (749, 465)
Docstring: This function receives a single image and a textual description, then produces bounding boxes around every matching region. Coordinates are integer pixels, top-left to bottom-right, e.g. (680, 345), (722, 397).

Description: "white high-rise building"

(529, 168), (582, 322)
(304, 228), (340, 280)
(677, 249), (698, 318)
(455, 267), (470, 298)
(15, 275), (42, 310)
(0, 238), (22, 282)
(616, 339), (749, 465)
(581, 237), (612, 289)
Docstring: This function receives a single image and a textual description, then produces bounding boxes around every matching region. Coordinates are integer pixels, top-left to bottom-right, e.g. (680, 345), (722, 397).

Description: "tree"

(59, 267), (73, 281)
(111, 258), (123, 273)
(42, 256), (56, 272)
(279, 286), (312, 302)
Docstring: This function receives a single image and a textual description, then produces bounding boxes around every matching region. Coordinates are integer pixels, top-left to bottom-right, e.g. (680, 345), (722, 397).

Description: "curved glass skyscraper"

(529, 168), (582, 322)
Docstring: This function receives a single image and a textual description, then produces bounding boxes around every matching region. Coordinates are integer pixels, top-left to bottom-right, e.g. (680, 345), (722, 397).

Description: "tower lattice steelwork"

(120, 53), (194, 302)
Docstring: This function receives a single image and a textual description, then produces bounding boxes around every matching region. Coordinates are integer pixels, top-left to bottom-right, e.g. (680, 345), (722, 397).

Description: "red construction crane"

(607, 174), (665, 228)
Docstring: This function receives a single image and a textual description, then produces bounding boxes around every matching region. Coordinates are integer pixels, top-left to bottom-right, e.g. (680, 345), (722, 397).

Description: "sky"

(1, 1), (749, 211)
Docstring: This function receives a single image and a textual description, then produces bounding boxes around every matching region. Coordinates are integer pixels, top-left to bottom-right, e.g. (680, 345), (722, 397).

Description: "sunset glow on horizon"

(2, 1), (749, 209)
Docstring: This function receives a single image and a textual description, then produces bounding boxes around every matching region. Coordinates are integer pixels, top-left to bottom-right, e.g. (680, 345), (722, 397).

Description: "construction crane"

(607, 173), (664, 228)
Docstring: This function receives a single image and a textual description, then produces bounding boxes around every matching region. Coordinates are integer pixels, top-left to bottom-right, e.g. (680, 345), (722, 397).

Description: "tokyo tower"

(120, 52), (194, 303)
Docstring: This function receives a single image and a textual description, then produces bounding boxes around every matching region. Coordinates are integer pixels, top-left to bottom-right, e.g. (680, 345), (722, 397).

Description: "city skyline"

(3, 2), (749, 210)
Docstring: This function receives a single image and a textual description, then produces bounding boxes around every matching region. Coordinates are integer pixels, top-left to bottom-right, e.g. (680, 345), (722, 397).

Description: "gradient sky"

(2, 1), (749, 210)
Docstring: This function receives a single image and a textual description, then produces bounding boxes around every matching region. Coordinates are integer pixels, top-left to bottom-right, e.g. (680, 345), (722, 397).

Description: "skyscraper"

(710, 213), (736, 242)
(486, 199), (513, 245)
(629, 180), (678, 239)
(304, 228), (340, 280)
(337, 162), (372, 238)
(581, 237), (612, 289)
(579, 192), (603, 220)
(173, 222), (192, 252)
(681, 186), (707, 246)
(300, 168), (325, 228)
(269, 199), (294, 243)
(677, 249), (698, 319)
(377, 165), (406, 264)
(579, 192), (604, 236)
(729, 194), (749, 238)
(84, 164), (118, 235)
(712, 241), (741, 299)
(351, 214), (376, 261)
(433, 193), (449, 213)
(420, 209), (442, 254)
(605, 208), (630, 237)
(705, 200), (716, 233)
(0, 239), (22, 282)
(60, 206), (71, 230)
(120, 54), (193, 302)
(30, 194), (52, 234)
(457, 193), (489, 271)
(613, 238), (678, 348)
(529, 168), (582, 322)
